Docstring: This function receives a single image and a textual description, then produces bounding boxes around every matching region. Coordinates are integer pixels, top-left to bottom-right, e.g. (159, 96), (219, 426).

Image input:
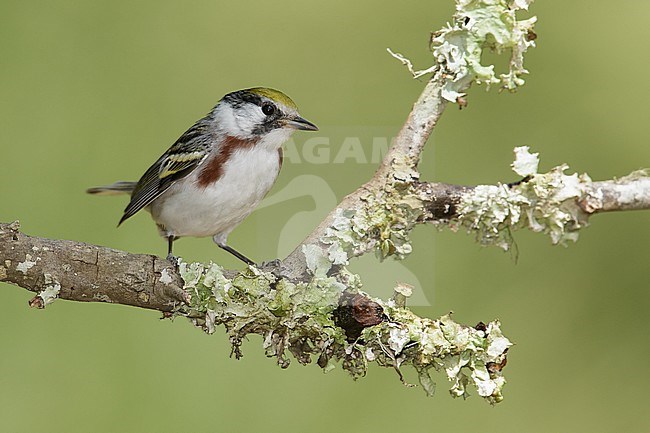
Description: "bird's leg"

(166, 235), (180, 267)
(212, 234), (255, 266)
(219, 245), (255, 266)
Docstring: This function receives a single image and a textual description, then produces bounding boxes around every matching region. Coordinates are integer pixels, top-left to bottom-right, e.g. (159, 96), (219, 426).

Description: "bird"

(87, 87), (318, 266)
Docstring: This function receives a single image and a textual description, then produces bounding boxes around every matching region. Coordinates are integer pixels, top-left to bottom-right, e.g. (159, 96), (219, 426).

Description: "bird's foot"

(260, 258), (282, 268)
(258, 259), (285, 279)
(166, 253), (181, 271)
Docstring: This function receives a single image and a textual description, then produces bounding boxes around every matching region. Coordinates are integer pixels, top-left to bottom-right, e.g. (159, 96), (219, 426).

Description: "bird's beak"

(286, 116), (319, 131)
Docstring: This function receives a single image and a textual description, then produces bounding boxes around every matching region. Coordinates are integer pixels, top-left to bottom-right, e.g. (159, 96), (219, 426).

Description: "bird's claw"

(260, 258), (282, 268)
(258, 259), (285, 280)
(166, 253), (181, 271)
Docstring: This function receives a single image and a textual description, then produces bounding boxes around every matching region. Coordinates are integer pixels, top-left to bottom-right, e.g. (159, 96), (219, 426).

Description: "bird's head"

(214, 87), (318, 147)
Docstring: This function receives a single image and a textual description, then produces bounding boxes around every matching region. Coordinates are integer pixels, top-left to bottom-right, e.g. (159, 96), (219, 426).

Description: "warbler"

(87, 87), (318, 265)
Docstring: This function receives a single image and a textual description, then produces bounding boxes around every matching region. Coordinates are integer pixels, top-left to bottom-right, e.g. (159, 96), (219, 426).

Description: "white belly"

(149, 146), (281, 242)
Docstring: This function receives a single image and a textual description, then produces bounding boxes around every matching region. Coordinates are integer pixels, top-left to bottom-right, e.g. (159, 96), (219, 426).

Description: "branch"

(415, 174), (650, 223)
(0, 221), (187, 310)
(415, 149), (650, 250)
(586, 176), (650, 213)
(0, 221), (511, 404)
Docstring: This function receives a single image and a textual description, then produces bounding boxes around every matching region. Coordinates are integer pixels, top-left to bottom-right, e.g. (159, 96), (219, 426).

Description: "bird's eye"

(261, 103), (276, 116)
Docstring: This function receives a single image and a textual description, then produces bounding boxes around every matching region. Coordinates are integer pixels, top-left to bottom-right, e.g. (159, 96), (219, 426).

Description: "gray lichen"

(455, 146), (593, 249)
(38, 273), (61, 306)
(389, 0), (537, 101)
(319, 158), (424, 264)
(176, 260), (511, 404)
(16, 254), (37, 274)
(319, 196), (417, 264)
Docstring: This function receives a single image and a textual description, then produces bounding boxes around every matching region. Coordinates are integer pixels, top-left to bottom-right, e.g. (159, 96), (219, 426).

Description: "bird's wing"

(119, 122), (213, 225)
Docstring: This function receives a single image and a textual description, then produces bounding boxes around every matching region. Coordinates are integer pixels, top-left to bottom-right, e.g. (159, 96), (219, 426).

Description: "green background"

(1, 1), (649, 432)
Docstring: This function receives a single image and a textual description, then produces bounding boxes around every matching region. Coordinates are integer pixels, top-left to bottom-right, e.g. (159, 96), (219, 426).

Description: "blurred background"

(1, 1), (649, 432)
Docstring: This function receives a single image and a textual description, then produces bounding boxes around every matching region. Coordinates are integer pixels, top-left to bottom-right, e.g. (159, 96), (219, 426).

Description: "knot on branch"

(333, 292), (385, 342)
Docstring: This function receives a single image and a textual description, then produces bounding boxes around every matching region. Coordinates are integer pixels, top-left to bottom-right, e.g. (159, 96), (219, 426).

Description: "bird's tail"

(86, 181), (137, 196)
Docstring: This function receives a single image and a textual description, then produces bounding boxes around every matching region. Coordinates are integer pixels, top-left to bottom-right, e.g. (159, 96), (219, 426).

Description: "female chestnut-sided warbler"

(87, 87), (318, 265)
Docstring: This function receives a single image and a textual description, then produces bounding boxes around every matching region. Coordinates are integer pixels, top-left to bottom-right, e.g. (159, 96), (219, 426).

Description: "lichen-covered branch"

(286, 0), (538, 274)
(448, 146), (650, 250)
(0, 221), (511, 403)
(585, 175), (650, 213)
(290, 144), (650, 270)
(178, 261), (511, 403)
